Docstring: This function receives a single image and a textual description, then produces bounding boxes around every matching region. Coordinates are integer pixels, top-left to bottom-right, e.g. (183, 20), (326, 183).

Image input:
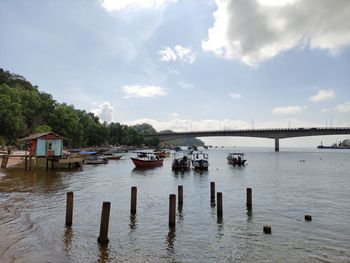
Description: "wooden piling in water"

(178, 185), (183, 207)
(246, 188), (252, 210)
(217, 192), (223, 217)
(65, 192), (74, 226)
(263, 225), (271, 234)
(25, 156), (28, 169)
(1, 155), (9, 168)
(130, 186), (137, 215)
(169, 194), (176, 228)
(210, 182), (215, 202)
(305, 215), (312, 221)
(98, 202), (111, 243)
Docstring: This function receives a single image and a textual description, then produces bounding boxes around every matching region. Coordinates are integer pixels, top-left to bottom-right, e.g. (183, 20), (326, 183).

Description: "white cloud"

(335, 101), (350, 112)
(91, 102), (115, 123)
(272, 105), (306, 114)
(310, 89), (335, 102)
(202, 0), (350, 66)
(229, 93), (242, 99)
(321, 108), (331, 113)
(122, 84), (167, 98)
(159, 45), (196, 63)
(99, 0), (177, 12)
(178, 81), (194, 89)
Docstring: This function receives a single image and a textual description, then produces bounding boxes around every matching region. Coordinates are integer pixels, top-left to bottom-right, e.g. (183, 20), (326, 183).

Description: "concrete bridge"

(145, 127), (350, 151)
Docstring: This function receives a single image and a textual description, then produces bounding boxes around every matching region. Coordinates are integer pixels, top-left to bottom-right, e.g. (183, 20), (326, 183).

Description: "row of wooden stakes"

(64, 182), (312, 243)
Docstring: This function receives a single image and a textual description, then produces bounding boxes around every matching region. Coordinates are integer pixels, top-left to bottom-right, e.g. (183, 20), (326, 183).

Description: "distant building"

(21, 132), (64, 157)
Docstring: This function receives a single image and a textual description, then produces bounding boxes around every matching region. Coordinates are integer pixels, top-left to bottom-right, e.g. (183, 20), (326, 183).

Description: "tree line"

(0, 68), (159, 147)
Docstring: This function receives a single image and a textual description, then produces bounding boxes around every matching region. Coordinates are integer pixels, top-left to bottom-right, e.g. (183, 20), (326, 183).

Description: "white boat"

(85, 156), (109, 165)
(172, 152), (191, 170)
(191, 151), (209, 170)
(227, 153), (246, 166)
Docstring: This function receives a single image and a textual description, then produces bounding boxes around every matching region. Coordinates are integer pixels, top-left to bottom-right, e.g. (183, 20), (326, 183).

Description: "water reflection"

(246, 209), (254, 222)
(165, 228), (176, 253)
(97, 243), (110, 263)
(63, 226), (73, 255)
(0, 168), (69, 193)
(129, 214), (137, 230)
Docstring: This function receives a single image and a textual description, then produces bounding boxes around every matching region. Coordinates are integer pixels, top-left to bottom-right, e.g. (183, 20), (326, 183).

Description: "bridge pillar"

(275, 139), (279, 152)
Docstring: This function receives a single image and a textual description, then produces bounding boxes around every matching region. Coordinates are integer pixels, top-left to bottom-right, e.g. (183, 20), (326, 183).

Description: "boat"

(106, 153), (123, 160)
(191, 151), (209, 170)
(317, 140), (350, 149)
(172, 152), (191, 170)
(131, 152), (163, 168)
(85, 156), (108, 165)
(155, 150), (171, 158)
(227, 153), (246, 166)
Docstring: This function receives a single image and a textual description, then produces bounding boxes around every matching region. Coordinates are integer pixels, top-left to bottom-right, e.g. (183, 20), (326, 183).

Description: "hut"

(20, 132), (76, 169)
(21, 132), (64, 157)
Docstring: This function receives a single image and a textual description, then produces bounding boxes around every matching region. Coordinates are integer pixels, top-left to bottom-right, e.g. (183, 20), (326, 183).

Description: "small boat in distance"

(172, 152), (191, 171)
(85, 156), (108, 165)
(317, 140), (350, 149)
(191, 151), (209, 170)
(131, 152), (163, 168)
(227, 153), (246, 166)
(106, 153), (123, 160)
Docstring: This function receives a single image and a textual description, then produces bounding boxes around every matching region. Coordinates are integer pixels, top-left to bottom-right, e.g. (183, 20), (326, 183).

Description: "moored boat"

(85, 156), (108, 165)
(106, 153), (123, 160)
(227, 153), (246, 166)
(131, 152), (163, 168)
(191, 151), (209, 170)
(172, 152), (191, 170)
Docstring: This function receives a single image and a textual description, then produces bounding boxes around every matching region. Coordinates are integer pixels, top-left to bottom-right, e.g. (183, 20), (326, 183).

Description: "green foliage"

(0, 68), (158, 147)
(33, 124), (52, 133)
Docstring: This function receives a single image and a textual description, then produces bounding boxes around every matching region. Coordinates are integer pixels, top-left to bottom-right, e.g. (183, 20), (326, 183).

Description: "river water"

(0, 147), (349, 263)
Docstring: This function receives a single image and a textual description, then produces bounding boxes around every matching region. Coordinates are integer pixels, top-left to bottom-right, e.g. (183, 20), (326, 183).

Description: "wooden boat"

(227, 153), (246, 166)
(191, 151), (209, 170)
(172, 152), (191, 170)
(131, 152), (163, 168)
(85, 156), (108, 165)
(154, 150), (170, 158)
(106, 153), (123, 160)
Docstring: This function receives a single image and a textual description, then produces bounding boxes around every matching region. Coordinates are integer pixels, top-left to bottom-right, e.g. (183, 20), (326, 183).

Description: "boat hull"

(131, 158), (163, 168)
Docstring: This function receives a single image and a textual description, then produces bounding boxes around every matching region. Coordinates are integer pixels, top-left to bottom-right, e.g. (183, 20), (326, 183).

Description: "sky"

(1, 0), (350, 147)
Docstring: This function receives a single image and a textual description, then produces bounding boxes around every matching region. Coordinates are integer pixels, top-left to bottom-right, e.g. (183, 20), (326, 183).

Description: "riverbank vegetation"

(0, 69), (204, 148)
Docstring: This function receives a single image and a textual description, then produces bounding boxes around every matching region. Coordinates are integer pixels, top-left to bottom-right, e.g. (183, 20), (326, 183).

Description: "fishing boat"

(131, 152), (163, 168)
(106, 153), (123, 160)
(155, 150), (171, 158)
(85, 156), (108, 165)
(227, 153), (246, 166)
(317, 140), (350, 149)
(191, 151), (209, 170)
(172, 152), (191, 170)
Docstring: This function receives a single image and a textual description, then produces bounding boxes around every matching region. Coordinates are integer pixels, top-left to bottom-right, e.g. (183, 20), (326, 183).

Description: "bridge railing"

(157, 127), (350, 135)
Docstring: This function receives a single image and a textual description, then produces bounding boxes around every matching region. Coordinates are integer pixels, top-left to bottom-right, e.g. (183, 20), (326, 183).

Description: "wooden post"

(263, 225), (272, 234)
(25, 156), (28, 169)
(130, 186), (137, 215)
(29, 156), (32, 170)
(98, 202), (111, 243)
(1, 156), (9, 168)
(178, 185), (183, 207)
(217, 192), (223, 217)
(51, 158), (54, 169)
(169, 194), (176, 228)
(305, 215), (312, 221)
(65, 192), (74, 226)
(210, 182), (215, 202)
(46, 158), (49, 170)
(246, 188), (252, 210)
